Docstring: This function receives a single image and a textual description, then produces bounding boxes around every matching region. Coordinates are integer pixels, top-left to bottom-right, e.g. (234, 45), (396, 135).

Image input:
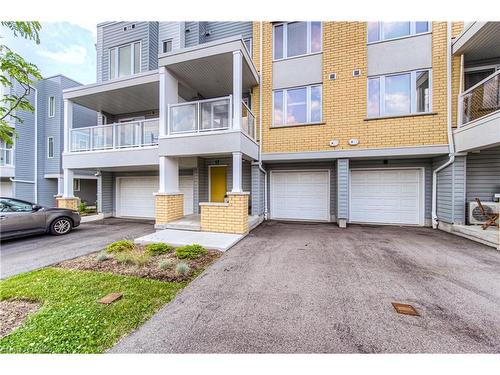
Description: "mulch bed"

(55, 246), (222, 282)
(0, 299), (41, 339)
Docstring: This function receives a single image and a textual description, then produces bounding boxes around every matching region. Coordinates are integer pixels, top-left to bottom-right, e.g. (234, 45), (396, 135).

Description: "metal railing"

(459, 69), (500, 126)
(168, 96), (232, 135)
(0, 147), (13, 166)
(241, 100), (256, 140)
(70, 118), (159, 152)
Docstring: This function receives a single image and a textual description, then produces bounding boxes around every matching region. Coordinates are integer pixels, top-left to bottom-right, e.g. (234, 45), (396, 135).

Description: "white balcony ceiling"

(453, 22), (500, 62)
(159, 36), (259, 99)
(63, 71), (159, 115)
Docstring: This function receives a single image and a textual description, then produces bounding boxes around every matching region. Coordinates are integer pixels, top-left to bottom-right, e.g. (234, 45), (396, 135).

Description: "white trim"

(47, 136), (54, 158)
(48, 96), (55, 118)
(269, 169), (331, 222)
(108, 40), (142, 80)
(273, 22), (323, 61)
(73, 178), (81, 192)
(348, 167), (425, 226)
(208, 164), (228, 203)
(367, 22), (432, 44)
(162, 39), (173, 54)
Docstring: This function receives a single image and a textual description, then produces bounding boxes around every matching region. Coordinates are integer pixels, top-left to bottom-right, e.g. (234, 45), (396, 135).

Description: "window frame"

(47, 136), (54, 159)
(272, 84), (323, 126)
(48, 96), (55, 118)
(73, 179), (81, 192)
(273, 22), (322, 61)
(367, 22), (431, 44)
(108, 40), (142, 80)
(367, 69), (433, 118)
(162, 39), (173, 54)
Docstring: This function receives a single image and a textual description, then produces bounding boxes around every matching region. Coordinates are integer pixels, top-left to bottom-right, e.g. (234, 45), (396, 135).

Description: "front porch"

(161, 213), (262, 232)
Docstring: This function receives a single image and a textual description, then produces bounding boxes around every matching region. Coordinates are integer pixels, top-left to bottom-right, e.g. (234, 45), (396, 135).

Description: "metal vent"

(329, 73), (337, 80)
(352, 69), (361, 77)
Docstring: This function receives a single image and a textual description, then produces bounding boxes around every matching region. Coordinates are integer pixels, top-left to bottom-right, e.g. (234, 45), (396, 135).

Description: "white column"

(57, 177), (64, 196)
(63, 99), (73, 152)
(159, 156), (179, 193)
(232, 152), (243, 193)
(63, 169), (74, 198)
(232, 50), (243, 130)
(159, 66), (178, 137)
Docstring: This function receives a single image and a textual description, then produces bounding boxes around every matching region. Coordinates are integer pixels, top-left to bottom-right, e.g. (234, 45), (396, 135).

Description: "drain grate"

(392, 302), (420, 316)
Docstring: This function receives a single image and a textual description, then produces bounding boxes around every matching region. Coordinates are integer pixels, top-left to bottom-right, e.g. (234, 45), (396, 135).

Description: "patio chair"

(475, 198), (499, 230)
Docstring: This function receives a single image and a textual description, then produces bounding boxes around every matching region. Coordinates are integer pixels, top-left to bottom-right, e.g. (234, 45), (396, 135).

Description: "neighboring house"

(59, 21), (499, 248)
(0, 75), (98, 207)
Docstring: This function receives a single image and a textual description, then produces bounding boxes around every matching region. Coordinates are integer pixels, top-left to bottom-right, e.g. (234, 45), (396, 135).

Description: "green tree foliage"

(0, 21), (42, 144)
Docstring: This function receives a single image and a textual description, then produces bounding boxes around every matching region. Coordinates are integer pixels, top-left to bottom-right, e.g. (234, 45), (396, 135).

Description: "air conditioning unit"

(468, 201), (499, 225)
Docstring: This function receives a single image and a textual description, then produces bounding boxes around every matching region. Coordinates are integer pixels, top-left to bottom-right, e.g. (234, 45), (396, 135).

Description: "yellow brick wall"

(451, 22), (465, 128)
(258, 21), (453, 154)
(56, 197), (80, 210)
(155, 193), (184, 225)
(200, 193), (249, 234)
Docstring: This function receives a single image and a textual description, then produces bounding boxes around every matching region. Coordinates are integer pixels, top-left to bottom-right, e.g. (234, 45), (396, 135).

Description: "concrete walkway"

(112, 221), (500, 353)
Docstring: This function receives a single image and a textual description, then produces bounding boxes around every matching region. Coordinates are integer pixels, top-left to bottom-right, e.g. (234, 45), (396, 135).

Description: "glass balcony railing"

(241, 101), (256, 140)
(169, 96), (232, 135)
(70, 118), (159, 152)
(460, 70), (500, 126)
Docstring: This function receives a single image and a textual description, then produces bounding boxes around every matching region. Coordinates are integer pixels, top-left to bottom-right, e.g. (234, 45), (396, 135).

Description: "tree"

(0, 21), (42, 145)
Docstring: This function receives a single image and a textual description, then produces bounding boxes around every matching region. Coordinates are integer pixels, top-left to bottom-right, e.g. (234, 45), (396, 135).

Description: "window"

(73, 179), (80, 192)
(47, 137), (54, 158)
(48, 96), (55, 118)
(273, 22), (322, 60)
(162, 39), (173, 53)
(367, 22), (430, 43)
(273, 85), (322, 126)
(0, 198), (33, 212)
(367, 70), (432, 117)
(109, 42), (141, 79)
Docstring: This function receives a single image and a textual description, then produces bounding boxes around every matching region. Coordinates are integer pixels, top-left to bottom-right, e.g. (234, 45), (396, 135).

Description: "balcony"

(455, 70), (500, 152)
(0, 146), (14, 178)
(70, 118), (159, 152)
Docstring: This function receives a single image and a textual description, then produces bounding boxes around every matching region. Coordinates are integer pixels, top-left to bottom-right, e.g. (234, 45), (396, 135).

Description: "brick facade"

(56, 197), (80, 210)
(200, 193), (249, 234)
(155, 193), (184, 225)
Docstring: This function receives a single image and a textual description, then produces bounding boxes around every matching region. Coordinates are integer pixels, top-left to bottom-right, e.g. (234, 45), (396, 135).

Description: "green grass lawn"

(0, 268), (185, 353)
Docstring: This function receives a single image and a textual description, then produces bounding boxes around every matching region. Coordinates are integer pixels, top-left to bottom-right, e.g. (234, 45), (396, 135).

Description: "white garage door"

(271, 171), (330, 221)
(0, 181), (13, 197)
(117, 176), (194, 219)
(350, 169), (423, 225)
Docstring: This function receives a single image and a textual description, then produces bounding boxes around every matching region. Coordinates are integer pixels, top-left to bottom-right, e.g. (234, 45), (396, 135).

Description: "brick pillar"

(155, 193), (184, 225)
(200, 192), (249, 234)
(56, 197), (80, 210)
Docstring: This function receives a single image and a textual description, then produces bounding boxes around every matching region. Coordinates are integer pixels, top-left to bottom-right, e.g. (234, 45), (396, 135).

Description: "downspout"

(432, 22), (456, 229)
(257, 21), (268, 219)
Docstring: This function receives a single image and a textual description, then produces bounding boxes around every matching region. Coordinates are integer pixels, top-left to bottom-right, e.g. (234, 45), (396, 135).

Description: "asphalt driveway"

(111, 221), (500, 353)
(0, 218), (154, 279)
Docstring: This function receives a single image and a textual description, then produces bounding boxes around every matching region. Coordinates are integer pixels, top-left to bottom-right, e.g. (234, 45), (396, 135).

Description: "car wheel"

(50, 217), (73, 235)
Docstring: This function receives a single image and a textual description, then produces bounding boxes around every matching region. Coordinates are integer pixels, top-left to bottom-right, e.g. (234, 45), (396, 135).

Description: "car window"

(0, 198), (33, 212)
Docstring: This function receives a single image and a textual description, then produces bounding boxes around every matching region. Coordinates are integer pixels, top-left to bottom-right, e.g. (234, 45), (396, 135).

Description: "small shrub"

(158, 258), (176, 270)
(115, 252), (135, 265)
(134, 253), (151, 267)
(78, 201), (87, 213)
(106, 240), (134, 254)
(95, 251), (109, 262)
(175, 262), (190, 276)
(175, 244), (207, 259)
(146, 242), (174, 256)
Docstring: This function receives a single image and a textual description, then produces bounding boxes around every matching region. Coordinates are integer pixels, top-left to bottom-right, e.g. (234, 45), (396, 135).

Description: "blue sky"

(2, 22), (97, 84)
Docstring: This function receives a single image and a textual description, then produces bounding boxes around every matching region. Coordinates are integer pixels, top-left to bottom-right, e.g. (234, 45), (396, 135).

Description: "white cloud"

(69, 22), (97, 38)
(37, 45), (88, 65)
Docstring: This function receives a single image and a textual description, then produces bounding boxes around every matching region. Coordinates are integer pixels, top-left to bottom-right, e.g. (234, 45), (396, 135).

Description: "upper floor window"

(367, 69), (431, 118)
(162, 39), (173, 53)
(48, 96), (55, 118)
(47, 137), (54, 158)
(367, 22), (430, 43)
(273, 22), (322, 60)
(109, 41), (141, 79)
(273, 85), (322, 126)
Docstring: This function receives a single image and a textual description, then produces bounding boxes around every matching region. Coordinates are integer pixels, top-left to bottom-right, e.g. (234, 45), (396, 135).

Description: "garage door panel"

(350, 169), (422, 225)
(271, 171), (329, 221)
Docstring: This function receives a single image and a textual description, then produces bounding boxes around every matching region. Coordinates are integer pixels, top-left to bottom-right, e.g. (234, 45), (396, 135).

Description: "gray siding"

(184, 22), (200, 47)
(75, 178), (97, 204)
(466, 147), (500, 203)
(99, 171), (114, 214)
(264, 161), (337, 221)
(159, 22), (184, 52)
(251, 164), (265, 216)
(337, 159), (349, 220)
(203, 22), (253, 43)
(350, 158), (434, 221)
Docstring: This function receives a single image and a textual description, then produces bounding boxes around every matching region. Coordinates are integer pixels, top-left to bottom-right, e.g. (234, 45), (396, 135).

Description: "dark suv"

(0, 197), (81, 240)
